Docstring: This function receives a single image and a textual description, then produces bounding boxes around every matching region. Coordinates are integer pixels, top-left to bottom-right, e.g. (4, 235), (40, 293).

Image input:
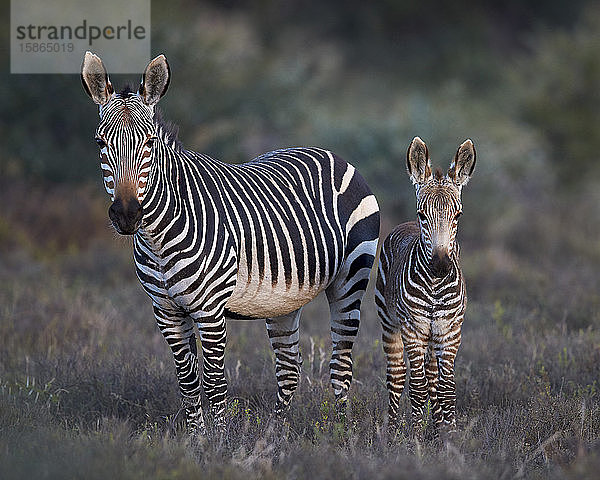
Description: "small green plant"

(557, 346), (571, 369)
(0, 376), (65, 409)
(228, 398), (241, 418)
(536, 363), (552, 398)
(493, 300), (513, 339)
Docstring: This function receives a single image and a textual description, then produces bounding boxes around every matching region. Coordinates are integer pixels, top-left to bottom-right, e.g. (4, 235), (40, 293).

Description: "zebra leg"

(266, 308), (303, 414)
(377, 302), (406, 428)
(435, 340), (461, 432)
(383, 327), (406, 429)
(154, 305), (205, 435)
(191, 312), (228, 431)
(325, 242), (376, 410)
(425, 343), (443, 430)
(405, 341), (429, 430)
(432, 316), (462, 432)
(375, 242), (407, 430)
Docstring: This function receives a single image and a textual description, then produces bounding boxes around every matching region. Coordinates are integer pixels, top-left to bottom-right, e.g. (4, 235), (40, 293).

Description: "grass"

(1, 181), (599, 479)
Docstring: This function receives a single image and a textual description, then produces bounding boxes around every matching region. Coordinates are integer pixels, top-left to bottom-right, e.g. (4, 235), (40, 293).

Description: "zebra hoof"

(334, 396), (349, 421)
(182, 400), (207, 437)
(274, 395), (293, 416)
(438, 420), (459, 440)
(187, 420), (207, 438)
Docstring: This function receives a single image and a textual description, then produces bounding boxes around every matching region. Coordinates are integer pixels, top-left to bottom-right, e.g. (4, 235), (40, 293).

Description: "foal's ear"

(406, 136), (432, 186)
(139, 54), (170, 106)
(81, 51), (114, 105)
(448, 139), (476, 187)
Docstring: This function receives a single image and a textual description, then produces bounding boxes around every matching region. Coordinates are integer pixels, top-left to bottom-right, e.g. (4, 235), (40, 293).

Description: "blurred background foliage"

(0, 0), (599, 325)
(2, 0), (600, 301)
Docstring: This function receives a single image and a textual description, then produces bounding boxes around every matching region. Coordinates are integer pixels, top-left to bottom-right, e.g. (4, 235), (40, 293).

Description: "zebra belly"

(224, 211), (341, 318)
(224, 275), (324, 318)
(398, 310), (432, 343)
(224, 242), (329, 318)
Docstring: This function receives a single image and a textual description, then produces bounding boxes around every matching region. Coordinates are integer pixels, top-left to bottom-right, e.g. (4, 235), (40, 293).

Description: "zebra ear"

(139, 54), (170, 106)
(406, 136), (432, 186)
(449, 139), (476, 187)
(81, 51), (114, 106)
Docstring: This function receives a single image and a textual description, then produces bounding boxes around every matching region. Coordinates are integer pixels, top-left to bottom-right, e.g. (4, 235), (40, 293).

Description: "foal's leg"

(405, 339), (429, 430)
(378, 307), (406, 429)
(425, 343), (443, 429)
(434, 318), (463, 432)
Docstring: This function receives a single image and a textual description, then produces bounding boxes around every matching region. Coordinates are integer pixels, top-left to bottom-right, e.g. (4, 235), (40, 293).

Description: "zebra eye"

(145, 137), (156, 148)
(95, 137), (106, 148)
(418, 211), (427, 222)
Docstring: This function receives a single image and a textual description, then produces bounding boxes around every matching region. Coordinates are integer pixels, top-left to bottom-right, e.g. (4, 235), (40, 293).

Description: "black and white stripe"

(82, 53), (380, 435)
(375, 137), (475, 433)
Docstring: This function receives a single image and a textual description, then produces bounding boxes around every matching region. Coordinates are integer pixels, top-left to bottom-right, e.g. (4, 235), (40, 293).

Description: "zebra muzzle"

(430, 250), (451, 278)
(108, 197), (143, 235)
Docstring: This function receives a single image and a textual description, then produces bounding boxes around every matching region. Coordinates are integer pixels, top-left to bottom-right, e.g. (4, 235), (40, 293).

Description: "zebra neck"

(136, 144), (229, 259)
(414, 237), (460, 278)
(137, 144), (191, 249)
(415, 236), (460, 261)
(415, 238), (431, 274)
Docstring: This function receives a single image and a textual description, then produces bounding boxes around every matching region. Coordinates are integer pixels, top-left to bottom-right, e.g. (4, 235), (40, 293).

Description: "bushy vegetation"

(2, 1), (600, 478)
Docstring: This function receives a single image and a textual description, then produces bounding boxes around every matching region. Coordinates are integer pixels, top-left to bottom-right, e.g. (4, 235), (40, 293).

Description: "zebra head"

(406, 137), (476, 278)
(81, 52), (170, 235)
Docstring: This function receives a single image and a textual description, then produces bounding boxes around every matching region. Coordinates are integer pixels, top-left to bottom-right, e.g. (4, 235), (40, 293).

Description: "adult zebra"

(81, 52), (380, 435)
(375, 137), (475, 434)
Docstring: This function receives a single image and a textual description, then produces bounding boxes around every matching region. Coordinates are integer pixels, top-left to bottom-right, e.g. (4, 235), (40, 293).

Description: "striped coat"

(82, 52), (380, 435)
(375, 137), (475, 433)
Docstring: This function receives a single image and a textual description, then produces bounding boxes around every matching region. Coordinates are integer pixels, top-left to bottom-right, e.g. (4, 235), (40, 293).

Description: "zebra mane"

(153, 108), (183, 151)
(113, 84), (183, 150)
(434, 168), (444, 181)
(118, 84), (137, 98)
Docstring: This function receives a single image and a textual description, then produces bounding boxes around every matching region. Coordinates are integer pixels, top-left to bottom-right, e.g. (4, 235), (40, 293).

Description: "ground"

(1, 181), (599, 479)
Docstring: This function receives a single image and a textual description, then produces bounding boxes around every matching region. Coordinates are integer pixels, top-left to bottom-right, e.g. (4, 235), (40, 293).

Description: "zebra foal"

(81, 53), (380, 435)
(375, 137), (476, 433)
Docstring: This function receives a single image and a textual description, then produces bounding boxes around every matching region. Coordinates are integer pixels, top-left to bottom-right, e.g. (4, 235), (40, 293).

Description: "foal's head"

(406, 137), (476, 277)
